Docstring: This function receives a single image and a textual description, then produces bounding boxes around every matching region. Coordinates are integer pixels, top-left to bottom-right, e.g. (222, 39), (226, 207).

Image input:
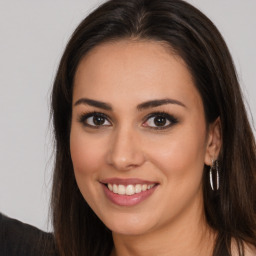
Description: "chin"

(101, 212), (156, 236)
(110, 224), (151, 236)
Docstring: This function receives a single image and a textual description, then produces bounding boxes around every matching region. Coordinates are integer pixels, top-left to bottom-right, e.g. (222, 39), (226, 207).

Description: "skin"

(70, 40), (222, 256)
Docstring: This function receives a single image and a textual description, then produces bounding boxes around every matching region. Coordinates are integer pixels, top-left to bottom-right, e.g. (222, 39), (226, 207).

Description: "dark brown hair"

(50, 0), (256, 255)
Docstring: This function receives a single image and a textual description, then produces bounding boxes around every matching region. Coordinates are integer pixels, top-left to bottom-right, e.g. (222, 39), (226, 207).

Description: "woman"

(50, 0), (256, 255)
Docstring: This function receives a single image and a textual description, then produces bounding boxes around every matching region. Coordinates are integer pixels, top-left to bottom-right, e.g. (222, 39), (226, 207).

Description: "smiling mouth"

(106, 183), (156, 196)
(101, 179), (159, 206)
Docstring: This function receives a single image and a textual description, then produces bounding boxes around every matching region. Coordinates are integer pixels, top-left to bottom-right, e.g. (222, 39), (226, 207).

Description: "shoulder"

(231, 239), (256, 256)
(0, 212), (57, 256)
(244, 243), (256, 256)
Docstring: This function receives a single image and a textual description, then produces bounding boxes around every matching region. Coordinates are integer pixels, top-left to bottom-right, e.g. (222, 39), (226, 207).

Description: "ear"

(204, 117), (222, 166)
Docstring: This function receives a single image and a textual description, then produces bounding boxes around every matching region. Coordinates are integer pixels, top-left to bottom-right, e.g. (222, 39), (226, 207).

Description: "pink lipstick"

(101, 178), (158, 206)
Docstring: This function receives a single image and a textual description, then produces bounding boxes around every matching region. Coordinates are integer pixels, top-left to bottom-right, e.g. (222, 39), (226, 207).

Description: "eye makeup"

(142, 111), (178, 130)
(78, 111), (112, 129)
(77, 110), (179, 131)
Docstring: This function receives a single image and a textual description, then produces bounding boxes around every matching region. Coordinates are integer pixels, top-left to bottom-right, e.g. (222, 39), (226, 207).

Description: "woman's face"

(70, 40), (212, 236)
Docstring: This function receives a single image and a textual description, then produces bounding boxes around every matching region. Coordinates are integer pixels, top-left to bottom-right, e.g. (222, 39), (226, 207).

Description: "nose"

(106, 126), (146, 171)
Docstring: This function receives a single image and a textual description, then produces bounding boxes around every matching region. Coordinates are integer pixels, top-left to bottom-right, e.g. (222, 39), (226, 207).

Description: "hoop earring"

(209, 159), (219, 191)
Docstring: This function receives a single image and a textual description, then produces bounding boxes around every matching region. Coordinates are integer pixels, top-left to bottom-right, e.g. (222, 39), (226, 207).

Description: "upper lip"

(100, 177), (158, 185)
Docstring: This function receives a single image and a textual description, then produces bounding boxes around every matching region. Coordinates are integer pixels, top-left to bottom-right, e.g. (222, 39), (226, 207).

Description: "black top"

(0, 213), (57, 256)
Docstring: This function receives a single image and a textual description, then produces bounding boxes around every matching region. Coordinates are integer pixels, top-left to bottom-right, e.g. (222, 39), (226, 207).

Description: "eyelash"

(78, 111), (178, 130)
(78, 111), (111, 129)
(143, 112), (178, 130)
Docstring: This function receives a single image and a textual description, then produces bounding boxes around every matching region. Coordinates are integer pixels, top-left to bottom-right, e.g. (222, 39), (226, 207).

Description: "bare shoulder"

(231, 239), (256, 256)
(244, 243), (256, 256)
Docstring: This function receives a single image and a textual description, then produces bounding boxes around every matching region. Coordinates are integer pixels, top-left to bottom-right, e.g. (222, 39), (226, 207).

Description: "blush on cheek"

(71, 144), (102, 175)
(70, 131), (103, 176)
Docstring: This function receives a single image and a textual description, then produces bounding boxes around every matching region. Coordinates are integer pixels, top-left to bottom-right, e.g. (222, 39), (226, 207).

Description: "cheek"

(69, 125), (108, 209)
(147, 122), (207, 182)
(70, 126), (105, 177)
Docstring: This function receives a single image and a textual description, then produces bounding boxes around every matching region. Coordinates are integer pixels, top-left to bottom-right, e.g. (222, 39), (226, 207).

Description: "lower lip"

(102, 184), (158, 206)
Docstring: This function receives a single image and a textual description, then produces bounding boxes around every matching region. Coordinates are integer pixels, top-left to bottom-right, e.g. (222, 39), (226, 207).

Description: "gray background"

(0, 0), (255, 232)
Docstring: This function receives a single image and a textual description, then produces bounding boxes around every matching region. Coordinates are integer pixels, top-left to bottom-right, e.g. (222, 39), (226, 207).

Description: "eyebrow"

(74, 97), (186, 111)
(74, 98), (112, 110)
(137, 98), (186, 110)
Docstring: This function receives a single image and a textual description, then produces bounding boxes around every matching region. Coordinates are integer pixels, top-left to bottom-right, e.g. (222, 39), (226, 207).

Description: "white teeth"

(108, 184), (113, 191)
(135, 184), (142, 193)
(142, 184), (147, 191)
(107, 183), (155, 195)
(118, 185), (126, 195)
(113, 184), (118, 193)
(126, 185), (135, 195)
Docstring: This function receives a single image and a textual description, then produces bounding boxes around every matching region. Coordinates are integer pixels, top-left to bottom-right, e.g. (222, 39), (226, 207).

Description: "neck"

(111, 194), (216, 256)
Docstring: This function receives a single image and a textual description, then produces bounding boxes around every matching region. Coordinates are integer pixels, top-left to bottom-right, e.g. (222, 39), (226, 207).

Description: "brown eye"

(153, 116), (167, 126)
(146, 115), (170, 127)
(143, 112), (178, 130)
(93, 116), (106, 126)
(79, 112), (111, 127)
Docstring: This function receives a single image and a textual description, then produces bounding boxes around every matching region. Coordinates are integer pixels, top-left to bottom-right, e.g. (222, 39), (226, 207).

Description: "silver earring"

(209, 159), (219, 191)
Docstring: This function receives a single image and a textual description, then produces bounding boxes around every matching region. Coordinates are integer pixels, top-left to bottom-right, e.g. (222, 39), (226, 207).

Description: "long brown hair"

(50, 0), (256, 255)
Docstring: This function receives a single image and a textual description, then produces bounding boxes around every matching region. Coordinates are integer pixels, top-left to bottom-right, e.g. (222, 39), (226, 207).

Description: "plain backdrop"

(0, 0), (255, 232)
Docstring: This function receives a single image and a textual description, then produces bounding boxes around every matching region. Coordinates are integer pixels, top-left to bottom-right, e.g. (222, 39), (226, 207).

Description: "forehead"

(73, 39), (202, 110)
